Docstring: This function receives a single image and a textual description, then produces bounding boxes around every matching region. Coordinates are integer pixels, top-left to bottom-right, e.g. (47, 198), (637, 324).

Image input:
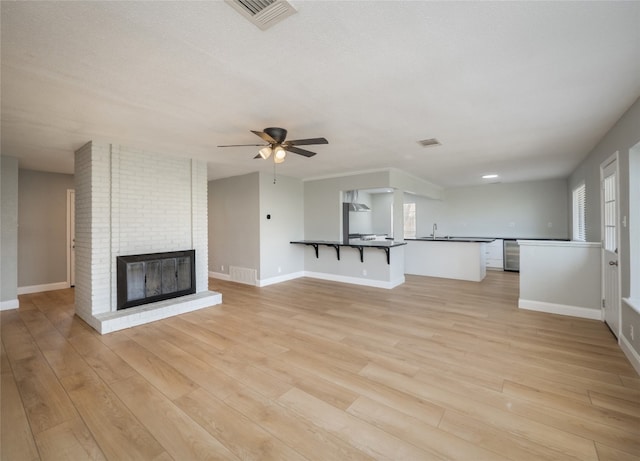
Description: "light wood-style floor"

(2, 271), (639, 460)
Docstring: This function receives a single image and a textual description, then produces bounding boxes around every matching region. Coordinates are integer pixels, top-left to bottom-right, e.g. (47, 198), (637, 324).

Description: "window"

(602, 173), (616, 252)
(403, 203), (416, 239)
(572, 183), (586, 241)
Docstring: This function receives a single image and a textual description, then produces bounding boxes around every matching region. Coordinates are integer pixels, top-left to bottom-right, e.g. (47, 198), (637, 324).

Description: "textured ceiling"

(2, 1), (639, 188)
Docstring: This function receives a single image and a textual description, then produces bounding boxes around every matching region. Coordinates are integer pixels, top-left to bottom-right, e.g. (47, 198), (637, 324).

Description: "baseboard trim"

(208, 271), (231, 281)
(210, 270), (405, 289)
(304, 271), (405, 290)
(620, 334), (640, 376)
(17, 281), (69, 295)
(0, 299), (19, 311)
(258, 271), (305, 287)
(518, 299), (603, 320)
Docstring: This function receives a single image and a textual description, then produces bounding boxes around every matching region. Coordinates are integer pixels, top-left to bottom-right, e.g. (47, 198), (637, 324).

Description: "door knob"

(609, 260), (618, 266)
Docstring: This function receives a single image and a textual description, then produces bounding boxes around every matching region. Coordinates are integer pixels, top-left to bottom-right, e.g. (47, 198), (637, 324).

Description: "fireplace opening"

(117, 250), (196, 310)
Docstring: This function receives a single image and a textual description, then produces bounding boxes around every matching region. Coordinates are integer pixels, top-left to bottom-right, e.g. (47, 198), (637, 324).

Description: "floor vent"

(229, 266), (258, 286)
(226, 0), (297, 31)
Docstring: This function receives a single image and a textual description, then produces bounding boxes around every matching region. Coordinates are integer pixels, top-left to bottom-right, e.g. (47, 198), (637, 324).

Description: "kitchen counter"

(404, 239), (488, 282)
(290, 239), (406, 289)
(290, 239), (406, 264)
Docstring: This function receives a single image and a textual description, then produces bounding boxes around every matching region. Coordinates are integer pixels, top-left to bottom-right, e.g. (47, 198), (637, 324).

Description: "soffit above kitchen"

(1, 1), (639, 187)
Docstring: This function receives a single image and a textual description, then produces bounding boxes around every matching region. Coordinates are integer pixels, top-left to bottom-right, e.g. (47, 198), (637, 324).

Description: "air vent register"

(226, 0), (297, 30)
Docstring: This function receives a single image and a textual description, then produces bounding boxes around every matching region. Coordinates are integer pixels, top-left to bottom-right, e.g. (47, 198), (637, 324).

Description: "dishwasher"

(503, 239), (520, 272)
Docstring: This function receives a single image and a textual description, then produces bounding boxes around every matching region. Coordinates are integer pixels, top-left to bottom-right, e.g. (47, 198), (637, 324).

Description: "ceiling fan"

(218, 127), (328, 163)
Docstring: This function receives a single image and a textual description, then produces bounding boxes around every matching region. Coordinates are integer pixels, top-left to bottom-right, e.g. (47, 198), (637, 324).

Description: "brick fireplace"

(74, 142), (221, 334)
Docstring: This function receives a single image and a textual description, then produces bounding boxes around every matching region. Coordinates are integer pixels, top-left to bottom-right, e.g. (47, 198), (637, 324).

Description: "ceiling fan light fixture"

(259, 146), (272, 159)
(274, 146), (287, 163)
(219, 127), (327, 161)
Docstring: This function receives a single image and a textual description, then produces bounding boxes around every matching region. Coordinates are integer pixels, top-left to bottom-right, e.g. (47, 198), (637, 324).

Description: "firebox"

(116, 250), (196, 310)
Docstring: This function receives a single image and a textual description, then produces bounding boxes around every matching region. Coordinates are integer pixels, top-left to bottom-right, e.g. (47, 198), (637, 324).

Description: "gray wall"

(18, 169), (74, 287)
(303, 171), (390, 241)
(407, 179), (569, 239)
(519, 242), (601, 311)
(569, 96), (640, 357)
(208, 172), (260, 276)
(303, 170), (438, 241)
(258, 172), (304, 279)
(1, 156), (19, 304)
(208, 172), (305, 281)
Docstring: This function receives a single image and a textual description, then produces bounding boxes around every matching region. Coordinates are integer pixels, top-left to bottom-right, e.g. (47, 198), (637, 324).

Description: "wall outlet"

(221, 265), (224, 272)
(631, 325), (635, 341)
(277, 266), (282, 273)
(362, 269), (367, 276)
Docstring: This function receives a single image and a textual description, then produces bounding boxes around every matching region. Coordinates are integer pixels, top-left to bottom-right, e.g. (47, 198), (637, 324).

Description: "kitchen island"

(404, 238), (494, 282)
(290, 239), (407, 289)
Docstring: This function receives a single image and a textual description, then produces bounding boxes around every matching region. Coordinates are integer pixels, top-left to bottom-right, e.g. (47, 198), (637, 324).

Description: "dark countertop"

(407, 237), (570, 243)
(291, 239), (407, 248)
(406, 237), (496, 243)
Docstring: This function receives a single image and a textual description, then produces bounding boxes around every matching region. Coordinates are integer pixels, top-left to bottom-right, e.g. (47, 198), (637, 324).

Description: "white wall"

(347, 191), (373, 235)
(1, 156), (19, 308)
(371, 192), (393, 235)
(408, 179), (569, 239)
(346, 191), (395, 237)
(74, 142), (211, 330)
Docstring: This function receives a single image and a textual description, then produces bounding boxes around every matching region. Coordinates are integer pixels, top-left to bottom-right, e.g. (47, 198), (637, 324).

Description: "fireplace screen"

(117, 250), (196, 310)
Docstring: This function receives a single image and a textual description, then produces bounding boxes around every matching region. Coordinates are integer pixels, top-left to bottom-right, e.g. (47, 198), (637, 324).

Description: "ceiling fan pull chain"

(273, 162), (277, 184)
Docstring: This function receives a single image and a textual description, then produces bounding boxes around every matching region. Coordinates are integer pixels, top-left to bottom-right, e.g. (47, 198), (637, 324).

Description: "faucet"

(432, 223), (437, 240)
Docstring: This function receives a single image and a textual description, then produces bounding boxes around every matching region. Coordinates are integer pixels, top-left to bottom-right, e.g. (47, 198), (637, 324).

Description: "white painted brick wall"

(75, 141), (210, 322)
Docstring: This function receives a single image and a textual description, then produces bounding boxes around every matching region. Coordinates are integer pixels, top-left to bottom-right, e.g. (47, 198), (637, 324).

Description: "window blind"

(572, 184), (586, 241)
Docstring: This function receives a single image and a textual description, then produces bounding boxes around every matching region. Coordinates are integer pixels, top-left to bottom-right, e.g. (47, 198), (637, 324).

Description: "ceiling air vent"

(417, 138), (441, 148)
(226, 0), (297, 31)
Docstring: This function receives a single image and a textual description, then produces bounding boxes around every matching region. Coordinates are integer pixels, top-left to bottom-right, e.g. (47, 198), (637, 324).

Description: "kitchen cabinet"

(485, 239), (504, 269)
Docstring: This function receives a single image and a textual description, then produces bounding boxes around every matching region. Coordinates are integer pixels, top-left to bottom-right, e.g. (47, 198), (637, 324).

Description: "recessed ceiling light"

(482, 174), (499, 179)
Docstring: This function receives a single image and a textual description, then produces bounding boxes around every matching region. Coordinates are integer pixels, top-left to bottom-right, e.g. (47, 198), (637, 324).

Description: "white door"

(67, 189), (76, 287)
(601, 156), (620, 337)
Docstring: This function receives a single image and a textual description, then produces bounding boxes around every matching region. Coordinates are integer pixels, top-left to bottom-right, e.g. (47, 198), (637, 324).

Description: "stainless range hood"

(346, 202), (370, 212)
(344, 190), (370, 212)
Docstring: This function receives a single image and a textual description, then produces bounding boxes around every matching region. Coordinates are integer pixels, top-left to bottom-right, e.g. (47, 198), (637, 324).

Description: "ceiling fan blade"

(284, 146), (317, 157)
(286, 137), (328, 146)
(218, 143), (266, 147)
(251, 130), (277, 144)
